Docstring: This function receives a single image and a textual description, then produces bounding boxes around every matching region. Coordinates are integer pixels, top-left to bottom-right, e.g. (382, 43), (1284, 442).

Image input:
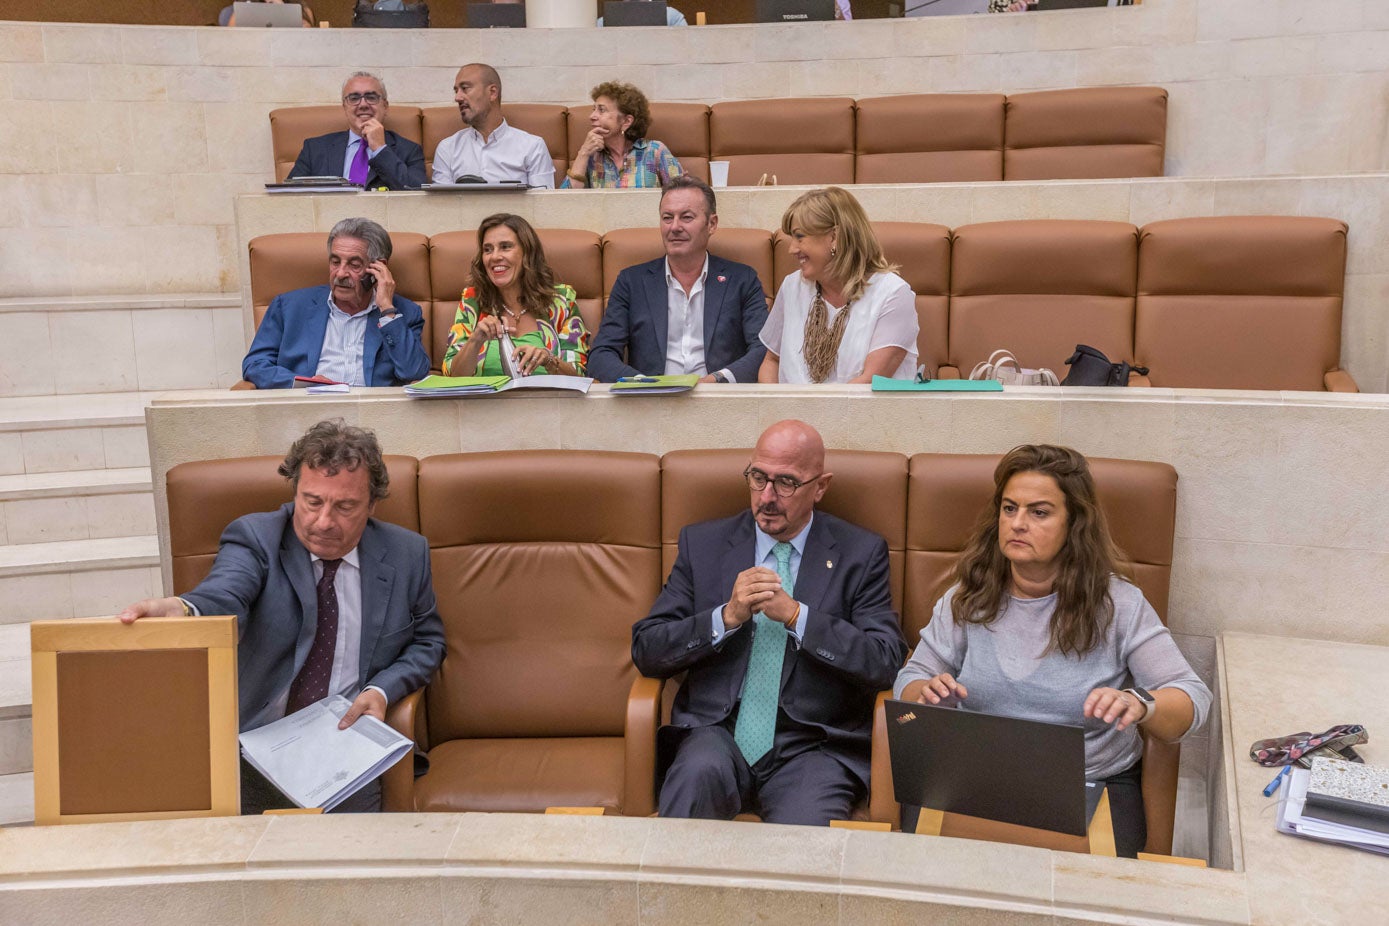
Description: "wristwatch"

(712, 371), (729, 384)
(1123, 686), (1155, 723)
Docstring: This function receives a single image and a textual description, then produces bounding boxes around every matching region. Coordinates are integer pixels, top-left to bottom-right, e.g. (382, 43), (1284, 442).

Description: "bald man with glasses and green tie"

(632, 419), (907, 826)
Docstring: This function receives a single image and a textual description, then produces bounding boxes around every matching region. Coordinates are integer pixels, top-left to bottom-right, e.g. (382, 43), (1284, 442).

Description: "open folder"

(239, 695), (412, 811)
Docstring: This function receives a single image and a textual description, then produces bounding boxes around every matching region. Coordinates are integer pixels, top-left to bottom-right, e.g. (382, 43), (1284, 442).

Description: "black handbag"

(1060, 344), (1148, 387)
(352, 1), (430, 27)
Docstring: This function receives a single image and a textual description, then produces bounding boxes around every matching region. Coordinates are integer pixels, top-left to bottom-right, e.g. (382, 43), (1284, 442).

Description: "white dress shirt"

(316, 295), (372, 386)
(430, 120), (555, 188)
(710, 514), (815, 645)
(664, 256), (735, 381)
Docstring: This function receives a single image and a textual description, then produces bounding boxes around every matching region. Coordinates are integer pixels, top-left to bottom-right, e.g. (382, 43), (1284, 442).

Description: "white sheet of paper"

(238, 695), (412, 810)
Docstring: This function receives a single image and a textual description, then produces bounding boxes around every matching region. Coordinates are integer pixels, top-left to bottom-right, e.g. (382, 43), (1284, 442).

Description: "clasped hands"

(466, 315), (552, 374)
(723, 566), (797, 632)
(911, 674), (1148, 731)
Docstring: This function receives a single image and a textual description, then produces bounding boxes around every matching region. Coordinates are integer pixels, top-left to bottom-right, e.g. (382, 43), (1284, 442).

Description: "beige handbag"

(968, 349), (1060, 386)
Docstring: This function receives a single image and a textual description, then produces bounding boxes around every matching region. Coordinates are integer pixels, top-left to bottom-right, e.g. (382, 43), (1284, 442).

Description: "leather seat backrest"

(247, 232), (433, 354)
(421, 103), (570, 186)
(600, 227), (777, 304)
(710, 98), (856, 186)
(426, 228), (604, 364)
(948, 220), (1139, 375)
(1135, 216), (1348, 390)
(1004, 87), (1166, 181)
(903, 453), (1176, 642)
(417, 451), (661, 742)
(771, 222), (951, 374)
(855, 94), (1005, 183)
(660, 449), (909, 615)
(167, 455), (420, 591)
(269, 105), (424, 182)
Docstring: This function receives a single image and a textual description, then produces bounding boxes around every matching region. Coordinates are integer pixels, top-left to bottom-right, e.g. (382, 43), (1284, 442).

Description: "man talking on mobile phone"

(241, 217), (430, 389)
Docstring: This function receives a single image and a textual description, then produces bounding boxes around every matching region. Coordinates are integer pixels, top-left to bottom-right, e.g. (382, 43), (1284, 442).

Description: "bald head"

(455, 63), (503, 133)
(747, 420), (831, 541)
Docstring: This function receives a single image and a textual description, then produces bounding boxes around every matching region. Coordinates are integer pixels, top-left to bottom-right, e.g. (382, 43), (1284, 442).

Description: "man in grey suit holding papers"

(119, 419), (445, 813)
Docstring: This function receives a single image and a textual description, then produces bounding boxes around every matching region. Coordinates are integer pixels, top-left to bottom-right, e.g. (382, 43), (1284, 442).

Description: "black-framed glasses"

(744, 466), (821, 498)
(343, 92), (383, 105)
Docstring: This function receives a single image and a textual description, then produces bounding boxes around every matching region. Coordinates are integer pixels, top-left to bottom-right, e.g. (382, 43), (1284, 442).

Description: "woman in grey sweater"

(893, 444), (1210, 857)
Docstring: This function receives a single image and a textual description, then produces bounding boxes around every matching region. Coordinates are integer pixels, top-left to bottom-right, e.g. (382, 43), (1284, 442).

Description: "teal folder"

(870, 376), (1004, 392)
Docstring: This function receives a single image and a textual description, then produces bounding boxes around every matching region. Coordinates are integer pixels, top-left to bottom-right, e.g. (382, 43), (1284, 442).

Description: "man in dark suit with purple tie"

(287, 72), (426, 190)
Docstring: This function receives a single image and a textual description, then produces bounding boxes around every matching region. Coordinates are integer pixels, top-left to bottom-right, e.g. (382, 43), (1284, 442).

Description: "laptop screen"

(467, 2), (526, 27)
(603, 1), (669, 26)
(755, 0), (836, 21)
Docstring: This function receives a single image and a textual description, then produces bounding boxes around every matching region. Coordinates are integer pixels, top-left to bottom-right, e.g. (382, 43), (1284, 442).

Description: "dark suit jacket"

(588, 254), (768, 383)
(631, 510), (906, 786)
(288, 130), (426, 191)
(183, 506), (445, 732)
(242, 284), (430, 389)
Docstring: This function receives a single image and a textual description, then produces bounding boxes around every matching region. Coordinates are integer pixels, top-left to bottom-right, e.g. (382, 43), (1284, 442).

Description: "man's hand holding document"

(239, 694), (412, 811)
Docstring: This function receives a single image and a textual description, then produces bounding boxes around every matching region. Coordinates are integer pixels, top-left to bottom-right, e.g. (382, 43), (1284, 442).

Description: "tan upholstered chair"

(710, 98), (856, 186)
(382, 451), (663, 815)
(855, 94), (1005, 184)
(1135, 216), (1355, 391)
(945, 220), (1141, 379)
(426, 228), (604, 370)
(1003, 87), (1167, 181)
(872, 453), (1181, 854)
(268, 105), (424, 182)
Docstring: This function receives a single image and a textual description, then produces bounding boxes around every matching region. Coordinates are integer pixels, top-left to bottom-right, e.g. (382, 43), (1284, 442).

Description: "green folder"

(870, 375), (1004, 392)
(610, 374), (701, 395)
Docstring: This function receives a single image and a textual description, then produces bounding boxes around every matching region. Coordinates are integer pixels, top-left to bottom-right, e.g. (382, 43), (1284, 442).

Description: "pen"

(1263, 766), (1291, 797)
(617, 376), (659, 383)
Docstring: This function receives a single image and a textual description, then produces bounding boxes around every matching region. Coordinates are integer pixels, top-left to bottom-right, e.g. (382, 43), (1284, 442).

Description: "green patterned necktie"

(733, 541), (795, 766)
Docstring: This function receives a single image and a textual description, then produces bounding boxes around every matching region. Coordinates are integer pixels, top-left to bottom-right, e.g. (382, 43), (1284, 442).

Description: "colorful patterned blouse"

(560, 138), (683, 189)
(442, 283), (590, 375)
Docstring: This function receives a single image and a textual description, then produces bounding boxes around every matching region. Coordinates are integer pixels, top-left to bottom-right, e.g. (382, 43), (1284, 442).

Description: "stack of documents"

(239, 695), (413, 811)
(610, 374), (701, 395)
(1277, 760), (1389, 855)
(404, 374), (592, 397)
(264, 177), (362, 194)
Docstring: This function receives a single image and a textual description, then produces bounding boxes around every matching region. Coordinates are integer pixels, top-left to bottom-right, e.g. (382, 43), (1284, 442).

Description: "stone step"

(0, 622), (30, 779)
(0, 772), (33, 826)
(0, 536), (161, 625)
(0, 467), (154, 546)
(0, 392), (153, 476)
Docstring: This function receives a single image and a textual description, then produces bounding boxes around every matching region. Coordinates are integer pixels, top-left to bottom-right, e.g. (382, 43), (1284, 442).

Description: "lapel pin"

(826, 560), (833, 569)
(717, 275), (726, 283)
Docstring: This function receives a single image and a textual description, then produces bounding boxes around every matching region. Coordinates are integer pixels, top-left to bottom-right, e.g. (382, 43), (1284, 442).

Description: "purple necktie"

(286, 558), (342, 714)
(348, 140), (370, 185)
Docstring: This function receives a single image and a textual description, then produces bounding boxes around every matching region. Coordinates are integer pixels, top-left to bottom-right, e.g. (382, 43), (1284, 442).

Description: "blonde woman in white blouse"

(758, 187), (919, 384)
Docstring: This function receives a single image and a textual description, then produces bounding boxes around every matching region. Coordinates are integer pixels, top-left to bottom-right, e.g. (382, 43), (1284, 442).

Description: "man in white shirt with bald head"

(431, 63), (555, 188)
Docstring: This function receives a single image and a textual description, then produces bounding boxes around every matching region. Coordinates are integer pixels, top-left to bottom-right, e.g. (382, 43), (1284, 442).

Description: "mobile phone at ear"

(362, 273), (376, 289)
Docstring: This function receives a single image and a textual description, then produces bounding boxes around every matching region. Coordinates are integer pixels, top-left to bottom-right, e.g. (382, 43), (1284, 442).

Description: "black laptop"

(603, 1), (669, 26)
(885, 699), (1102, 837)
(755, 0), (836, 22)
(1030, 0), (1116, 10)
(466, 2), (526, 27)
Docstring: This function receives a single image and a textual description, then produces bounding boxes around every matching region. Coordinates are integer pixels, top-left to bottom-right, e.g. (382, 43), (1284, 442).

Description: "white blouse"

(759, 271), (919, 383)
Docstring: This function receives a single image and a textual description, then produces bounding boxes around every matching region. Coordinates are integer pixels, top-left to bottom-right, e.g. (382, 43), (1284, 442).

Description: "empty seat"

(1004, 87), (1167, 181)
(855, 94), (1005, 184)
(1135, 216), (1353, 391)
(710, 98), (856, 186)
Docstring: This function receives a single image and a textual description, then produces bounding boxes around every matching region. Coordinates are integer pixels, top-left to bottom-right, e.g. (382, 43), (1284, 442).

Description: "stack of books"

(404, 375), (592, 397)
(1277, 757), (1389, 855)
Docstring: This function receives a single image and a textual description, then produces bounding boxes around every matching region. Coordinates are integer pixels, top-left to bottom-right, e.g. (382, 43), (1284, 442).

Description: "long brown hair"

(468, 213), (557, 319)
(950, 445), (1131, 657)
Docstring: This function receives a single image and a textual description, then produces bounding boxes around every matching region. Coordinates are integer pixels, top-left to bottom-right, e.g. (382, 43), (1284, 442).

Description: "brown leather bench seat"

(167, 447), (1182, 852)
(246, 215), (1355, 391)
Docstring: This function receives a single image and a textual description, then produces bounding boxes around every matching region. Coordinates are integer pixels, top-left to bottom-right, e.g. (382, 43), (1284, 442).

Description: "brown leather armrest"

(381, 687), (426, 813)
(1324, 369), (1358, 393)
(936, 366), (961, 380)
(624, 675), (664, 817)
(1128, 370), (1152, 387)
(868, 690), (900, 829)
(230, 380), (257, 391)
(1139, 730), (1179, 856)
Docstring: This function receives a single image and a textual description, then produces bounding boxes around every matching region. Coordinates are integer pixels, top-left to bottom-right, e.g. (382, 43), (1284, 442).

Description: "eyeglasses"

(744, 467), (821, 498)
(343, 92), (383, 105)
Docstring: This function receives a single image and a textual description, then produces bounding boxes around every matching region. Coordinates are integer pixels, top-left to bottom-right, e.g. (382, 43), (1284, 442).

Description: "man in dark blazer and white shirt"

(119, 420), (445, 813)
(632, 420), (907, 825)
(588, 176), (768, 384)
(288, 72), (426, 190)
